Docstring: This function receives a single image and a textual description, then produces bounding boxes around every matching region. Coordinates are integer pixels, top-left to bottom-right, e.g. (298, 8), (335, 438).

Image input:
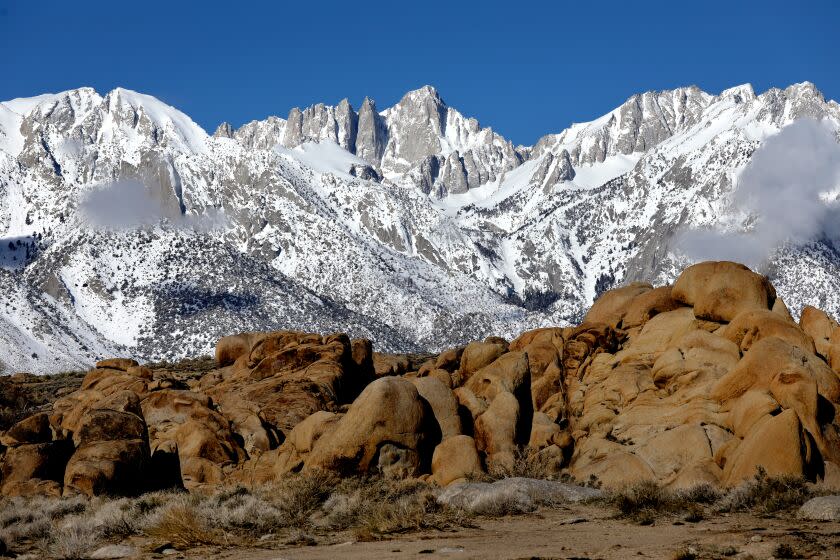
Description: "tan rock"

(74, 409), (147, 447)
(205, 333), (364, 435)
(633, 425), (714, 481)
(459, 340), (507, 378)
(622, 285), (683, 329)
(769, 369), (825, 454)
(532, 361), (563, 412)
(723, 409), (813, 485)
(522, 339), (561, 381)
(411, 377), (462, 439)
(426, 368), (454, 388)
(583, 282), (653, 328)
(453, 386), (487, 420)
(474, 391), (520, 472)
(272, 410), (342, 476)
(817, 461), (840, 491)
(616, 307), (697, 366)
(0, 412), (53, 447)
(570, 436), (655, 489)
(711, 336), (840, 404)
(305, 377), (437, 476)
(509, 327), (564, 352)
(52, 380), (149, 439)
(63, 439), (149, 497)
(430, 435), (483, 486)
(434, 347), (464, 372)
(179, 456), (224, 486)
(666, 459), (723, 489)
(800, 305), (839, 359)
(141, 389), (245, 489)
(528, 411), (565, 449)
(652, 329), (739, 392)
(772, 297), (795, 322)
(373, 353), (410, 376)
(215, 332), (258, 366)
(465, 351), (531, 405)
(0, 442), (72, 496)
(723, 309), (815, 354)
(0, 479), (63, 497)
(672, 261), (776, 322)
(724, 390), (780, 439)
(828, 329), (840, 373)
(465, 352), (533, 456)
(213, 393), (278, 456)
(95, 358), (139, 371)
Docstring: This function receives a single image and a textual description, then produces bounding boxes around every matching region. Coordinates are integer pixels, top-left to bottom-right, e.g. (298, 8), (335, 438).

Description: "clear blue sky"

(1, 0), (838, 146)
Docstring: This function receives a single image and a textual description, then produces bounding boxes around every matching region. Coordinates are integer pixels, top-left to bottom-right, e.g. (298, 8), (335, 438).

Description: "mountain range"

(1, 81), (839, 373)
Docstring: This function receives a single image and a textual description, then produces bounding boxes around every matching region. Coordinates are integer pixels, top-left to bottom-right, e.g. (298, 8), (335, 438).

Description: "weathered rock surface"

(672, 261), (776, 322)
(303, 376), (439, 477)
(4, 260), (840, 495)
(430, 435), (483, 486)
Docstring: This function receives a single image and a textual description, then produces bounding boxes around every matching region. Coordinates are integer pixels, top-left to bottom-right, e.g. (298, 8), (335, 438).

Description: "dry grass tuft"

(321, 477), (472, 537)
(607, 480), (669, 521)
(717, 468), (815, 515)
(603, 470), (816, 524)
(271, 469), (338, 525)
(485, 447), (564, 481)
(44, 518), (99, 560)
(144, 503), (227, 549)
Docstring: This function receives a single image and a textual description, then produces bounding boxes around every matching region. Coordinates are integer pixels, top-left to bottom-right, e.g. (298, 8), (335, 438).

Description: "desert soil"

(159, 504), (840, 560)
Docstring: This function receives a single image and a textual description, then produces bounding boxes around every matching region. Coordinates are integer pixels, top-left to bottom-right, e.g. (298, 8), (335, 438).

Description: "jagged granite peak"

(213, 122), (234, 139)
(380, 85), (448, 171)
(533, 85), (713, 165)
(2, 81), (840, 374)
(223, 85), (521, 196)
(531, 149), (575, 194)
(355, 96), (388, 163)
(718, 83), (756, 104)
(282, 99), (358, 152)
(234, 116), (287, 150)
(439, 152), (470, 196)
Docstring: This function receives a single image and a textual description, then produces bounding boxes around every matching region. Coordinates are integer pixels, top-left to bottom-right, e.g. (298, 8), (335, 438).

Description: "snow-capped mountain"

(1, 82), (839, 373)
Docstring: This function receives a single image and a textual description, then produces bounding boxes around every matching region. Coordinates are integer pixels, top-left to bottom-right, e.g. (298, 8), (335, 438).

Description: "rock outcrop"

(3, 260), (840, 496)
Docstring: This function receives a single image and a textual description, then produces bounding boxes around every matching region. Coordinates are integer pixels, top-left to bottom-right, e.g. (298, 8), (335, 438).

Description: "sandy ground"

(167, 504), (840, 560)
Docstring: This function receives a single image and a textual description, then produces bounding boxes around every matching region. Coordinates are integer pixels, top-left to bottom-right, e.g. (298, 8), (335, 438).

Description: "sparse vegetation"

(485, 446), (565, 481)
(601, 470), (817, 525)
(0, 472), (476, 557)
(716, 467), (816, 515)
(145, 503), (228, 549)
(0, 467), (830, 557)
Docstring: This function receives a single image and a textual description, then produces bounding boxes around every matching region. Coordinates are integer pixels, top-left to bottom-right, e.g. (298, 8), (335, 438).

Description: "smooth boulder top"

(672, 261), (776, 322)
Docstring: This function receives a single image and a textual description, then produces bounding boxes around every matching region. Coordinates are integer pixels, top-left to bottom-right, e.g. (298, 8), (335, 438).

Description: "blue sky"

(1, 0), (838, 146)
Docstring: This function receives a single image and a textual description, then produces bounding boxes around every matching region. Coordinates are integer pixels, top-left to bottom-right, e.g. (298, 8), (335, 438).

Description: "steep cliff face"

(1, 82), (839, 373)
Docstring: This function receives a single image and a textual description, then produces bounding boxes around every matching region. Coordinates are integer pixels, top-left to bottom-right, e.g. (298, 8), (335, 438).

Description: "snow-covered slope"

(1, 82), (839, 373)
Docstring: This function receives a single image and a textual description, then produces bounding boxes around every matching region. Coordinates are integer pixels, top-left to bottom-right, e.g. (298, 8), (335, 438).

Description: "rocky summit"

(2, 82), (840, 374)
(3, 260), (840, 498)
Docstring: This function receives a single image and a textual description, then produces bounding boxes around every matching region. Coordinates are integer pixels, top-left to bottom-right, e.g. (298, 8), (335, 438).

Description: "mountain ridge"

(1, 81), (839, 374)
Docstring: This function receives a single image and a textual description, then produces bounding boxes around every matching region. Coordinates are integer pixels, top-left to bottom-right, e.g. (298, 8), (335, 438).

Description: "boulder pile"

(2, 261), (840, 496)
